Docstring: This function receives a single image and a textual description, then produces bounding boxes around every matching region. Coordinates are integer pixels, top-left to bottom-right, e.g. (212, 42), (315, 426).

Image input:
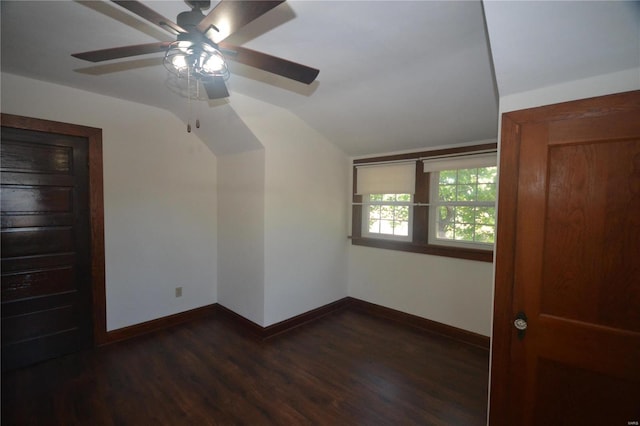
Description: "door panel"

(1, 127), (93, 371)
(1, 227), (75, 258)
(490, 91), (640, 425)
(1, 265), (76, 301)
(1, 186), (74, 214)
(542, 140), (640, 331)
(533, 358), (638, 426)
(2, 304), (76, 343)
(0, 140), (73, 174)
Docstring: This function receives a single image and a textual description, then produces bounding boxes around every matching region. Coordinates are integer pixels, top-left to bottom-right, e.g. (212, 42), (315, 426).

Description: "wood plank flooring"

(2, 309), (489, 425)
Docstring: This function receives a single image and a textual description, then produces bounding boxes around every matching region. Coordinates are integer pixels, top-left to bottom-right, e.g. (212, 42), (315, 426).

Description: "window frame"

(362, 193), (414, 242)
(351, 143), (497, 263)
(428, 167), (497, 250)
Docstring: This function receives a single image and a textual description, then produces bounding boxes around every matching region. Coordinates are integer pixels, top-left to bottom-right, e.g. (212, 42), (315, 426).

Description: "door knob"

(514, 311), (528, 340)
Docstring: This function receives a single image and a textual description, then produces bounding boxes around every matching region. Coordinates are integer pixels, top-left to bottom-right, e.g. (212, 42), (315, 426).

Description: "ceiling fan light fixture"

(202, 52), (226, 73)
(176, 40), (195, 53)
(163, 40), (229, 80)
(171, 54), (189, 71)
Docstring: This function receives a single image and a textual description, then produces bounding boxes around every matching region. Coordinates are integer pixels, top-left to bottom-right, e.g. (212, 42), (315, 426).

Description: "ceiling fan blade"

(111, 0), (186, 35)
(197, 0), (284, 43)
(72, 42), (171, 63)
(203, 77), (230, 99)
(220, 43), (319, 84)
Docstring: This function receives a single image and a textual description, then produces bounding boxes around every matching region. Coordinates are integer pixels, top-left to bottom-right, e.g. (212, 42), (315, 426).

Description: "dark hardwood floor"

(2, 309), (489, 425)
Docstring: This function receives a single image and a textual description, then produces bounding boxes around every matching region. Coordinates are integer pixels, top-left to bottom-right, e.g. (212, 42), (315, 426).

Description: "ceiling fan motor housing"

(185, 0), (211, 11)
(177, 9), (207, 32)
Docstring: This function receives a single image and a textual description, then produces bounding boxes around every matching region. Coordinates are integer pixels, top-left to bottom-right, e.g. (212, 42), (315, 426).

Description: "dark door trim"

(1, 113), (107, 345)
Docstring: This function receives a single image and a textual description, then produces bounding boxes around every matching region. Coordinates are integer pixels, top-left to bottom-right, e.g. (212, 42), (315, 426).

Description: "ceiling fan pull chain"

(187, 70), (192, 133)
(196, 83), (201, 129)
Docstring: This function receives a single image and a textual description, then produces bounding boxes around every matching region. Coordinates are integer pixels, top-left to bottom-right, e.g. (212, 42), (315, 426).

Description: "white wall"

(229, 94), (350, 326)
(348, 234), (495, 338)
(482, 0), (640, 98)
(499, 68), (640, 114)
(217, 149), (265, 325)
(1, 73), (218, 331)
(349, 246), (494, 336)
(262, 113), (350, 326)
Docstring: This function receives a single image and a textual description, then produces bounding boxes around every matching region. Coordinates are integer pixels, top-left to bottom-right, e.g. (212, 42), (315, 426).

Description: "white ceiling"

(484, 0), (640, 97)
(1, 1), (638, 156)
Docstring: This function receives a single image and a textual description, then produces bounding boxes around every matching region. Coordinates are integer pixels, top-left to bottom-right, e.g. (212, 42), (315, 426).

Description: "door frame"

(488, 90), (640, 424)
(1, 113), (108, 345)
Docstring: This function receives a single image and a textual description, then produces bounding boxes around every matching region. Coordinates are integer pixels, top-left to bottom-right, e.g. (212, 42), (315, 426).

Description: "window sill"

(350, 237), (493, 263)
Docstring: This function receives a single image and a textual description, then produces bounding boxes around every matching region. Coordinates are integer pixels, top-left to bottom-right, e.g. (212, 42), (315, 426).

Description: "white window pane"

(395, 221), (409, 236)
(362, 193), (413, 242)
(380, 220), (395, 234)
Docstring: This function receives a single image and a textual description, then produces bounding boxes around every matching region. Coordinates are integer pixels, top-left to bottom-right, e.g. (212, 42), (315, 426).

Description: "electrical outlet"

(175, 287), (182, 298)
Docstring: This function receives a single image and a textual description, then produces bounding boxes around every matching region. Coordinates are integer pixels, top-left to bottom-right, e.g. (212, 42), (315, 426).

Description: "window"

(429, 165), (497, 249)
(363, 193), (413, 241)
(355, 162), (416, 242)
(351, 143), (497, 262)
(423, 152), (497, 250)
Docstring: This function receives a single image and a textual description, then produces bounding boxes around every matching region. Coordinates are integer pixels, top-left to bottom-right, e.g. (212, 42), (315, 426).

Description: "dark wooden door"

(1, 126), (93, 371)
(490, 91), (640, 425)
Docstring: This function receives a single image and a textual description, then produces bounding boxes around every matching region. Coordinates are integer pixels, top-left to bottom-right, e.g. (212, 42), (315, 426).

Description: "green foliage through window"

(366, 193), (411, 238)
(434, 167), (497, 245)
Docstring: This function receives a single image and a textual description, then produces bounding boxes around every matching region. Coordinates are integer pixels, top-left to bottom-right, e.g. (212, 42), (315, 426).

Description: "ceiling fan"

(72, 0), (319, 101)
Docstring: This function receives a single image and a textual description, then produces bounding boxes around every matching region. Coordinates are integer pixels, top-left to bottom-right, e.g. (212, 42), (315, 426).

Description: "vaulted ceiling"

(2, 1), (638, 156)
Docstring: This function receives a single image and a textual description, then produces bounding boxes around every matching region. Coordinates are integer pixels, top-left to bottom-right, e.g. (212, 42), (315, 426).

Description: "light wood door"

(490, 91), (640, 425)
